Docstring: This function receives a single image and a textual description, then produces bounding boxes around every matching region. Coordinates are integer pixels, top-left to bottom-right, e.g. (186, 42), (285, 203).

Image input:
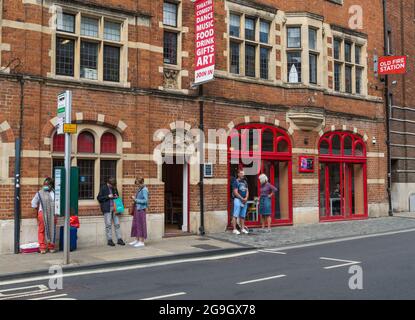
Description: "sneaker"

(134, 242), (145, 248)
(107, 240), (116, 247)
(233, 229), (241, 235)
(242, 228), (249, 235)
(117, 239), (126, 246)
(129, 240), (138, 246)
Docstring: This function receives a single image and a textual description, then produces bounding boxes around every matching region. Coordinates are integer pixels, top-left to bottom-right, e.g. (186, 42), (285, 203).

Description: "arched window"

(262, 129), (274, 152)
(344, 136), (353, 156)
(78, 131), (95, 153)
(332, 134), (341, 155)
(229, 132), (240, 152)
(318, 132), (366, 157)
(52, 127), (121, 202)
(101, 132), (117, 154)
(319, 139), (330, 155)
(53, 134), (65, 153)
(318, 131), (367, 221)
(228, 124), (292, 227)
(277, 138), (289, 153)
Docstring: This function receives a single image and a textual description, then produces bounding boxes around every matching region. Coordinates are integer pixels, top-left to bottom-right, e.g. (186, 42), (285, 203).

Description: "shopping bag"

(113, 198), (125, 214)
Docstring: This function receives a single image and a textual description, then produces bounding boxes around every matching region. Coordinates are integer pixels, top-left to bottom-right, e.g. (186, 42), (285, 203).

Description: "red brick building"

(386, 0), (415, 212)
(0, 0), (389, 253)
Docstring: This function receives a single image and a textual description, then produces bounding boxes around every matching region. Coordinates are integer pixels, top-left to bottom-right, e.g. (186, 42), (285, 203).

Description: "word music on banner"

(194, 0), (215, 85)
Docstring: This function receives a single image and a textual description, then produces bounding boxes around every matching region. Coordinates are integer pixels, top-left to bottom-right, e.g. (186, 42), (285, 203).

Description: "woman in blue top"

(258, 174), (278, 232)
(130, 178), (149, 248)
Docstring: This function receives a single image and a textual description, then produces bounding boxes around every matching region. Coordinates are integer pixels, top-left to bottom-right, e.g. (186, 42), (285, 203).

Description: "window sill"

(47, 74), (131, 89)
(215, 71), (381, 102)
(79, 200), (99, 207)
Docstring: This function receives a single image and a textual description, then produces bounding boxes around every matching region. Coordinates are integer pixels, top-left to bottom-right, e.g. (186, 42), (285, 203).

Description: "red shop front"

(227, 124), (293, 228)
(318, 132), (368, 221)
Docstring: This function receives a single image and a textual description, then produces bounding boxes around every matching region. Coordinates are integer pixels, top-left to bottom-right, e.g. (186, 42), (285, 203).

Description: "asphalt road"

(2, 229), (415, 300)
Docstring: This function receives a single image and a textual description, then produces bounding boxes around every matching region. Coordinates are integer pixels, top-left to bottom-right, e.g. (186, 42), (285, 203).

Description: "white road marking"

(264, 227), (415, 252)
(0, 290), (57, 300)
(0, 285), (55, 300)
(0, 250), (258, 287)
(258, 249), (287, 255)
(141, 292), (187, 300)
(30, 294), (68, 300)
(237, 274), (286, 285)
(320, 257), (361, 270)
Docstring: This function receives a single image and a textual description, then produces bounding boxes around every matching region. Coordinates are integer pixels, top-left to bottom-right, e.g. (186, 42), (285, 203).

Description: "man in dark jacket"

(97, 177), (125, 247)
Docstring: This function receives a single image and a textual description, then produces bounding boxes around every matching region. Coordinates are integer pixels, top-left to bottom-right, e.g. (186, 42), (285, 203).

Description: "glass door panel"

(328, 163), (342, 217)
(352, 163), (365, 215)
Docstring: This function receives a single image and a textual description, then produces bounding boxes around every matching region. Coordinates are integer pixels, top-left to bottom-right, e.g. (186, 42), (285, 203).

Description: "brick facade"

(0, 0), (390, 250)
(386, 0), (415, 212)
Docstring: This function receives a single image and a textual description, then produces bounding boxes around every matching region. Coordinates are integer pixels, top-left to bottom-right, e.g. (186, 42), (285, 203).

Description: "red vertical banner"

(194, 0), (215, 85)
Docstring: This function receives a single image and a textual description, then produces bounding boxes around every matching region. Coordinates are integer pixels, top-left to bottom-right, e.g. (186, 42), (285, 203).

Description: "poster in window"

(299, 156), (314, 173)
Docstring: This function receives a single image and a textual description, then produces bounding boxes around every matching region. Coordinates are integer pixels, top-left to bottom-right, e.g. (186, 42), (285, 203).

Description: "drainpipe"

(198, 84), (205, 235)
(14, 76), (25, 254)
(383, 0), (393, 216)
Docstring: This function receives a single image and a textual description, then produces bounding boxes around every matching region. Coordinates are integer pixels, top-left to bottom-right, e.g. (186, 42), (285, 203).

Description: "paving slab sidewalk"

(0, 235), (245, 278)
(211, 216), (415, 248)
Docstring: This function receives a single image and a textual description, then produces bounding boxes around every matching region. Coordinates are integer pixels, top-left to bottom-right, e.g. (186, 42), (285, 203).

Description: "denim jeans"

(104, 211), (122, 241)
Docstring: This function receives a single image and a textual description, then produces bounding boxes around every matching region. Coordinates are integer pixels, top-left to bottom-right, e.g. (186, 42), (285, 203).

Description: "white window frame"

(283, 14), (324, 87)
(331, 31), (367, 96)
(51, 8), (129, 85)
(227, 9), (275, 81)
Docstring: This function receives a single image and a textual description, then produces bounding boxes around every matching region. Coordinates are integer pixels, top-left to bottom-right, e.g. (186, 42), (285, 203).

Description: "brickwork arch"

(41, 112), (134, 146)
(227, 115), (293, 136)
(318, 124), (369, 145)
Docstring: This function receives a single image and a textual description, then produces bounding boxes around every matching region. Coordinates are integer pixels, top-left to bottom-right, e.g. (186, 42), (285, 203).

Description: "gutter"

(383, 0), (393, 216)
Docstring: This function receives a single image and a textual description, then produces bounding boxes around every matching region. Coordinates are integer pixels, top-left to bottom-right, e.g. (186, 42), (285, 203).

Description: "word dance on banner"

(194, 0), (215, 85)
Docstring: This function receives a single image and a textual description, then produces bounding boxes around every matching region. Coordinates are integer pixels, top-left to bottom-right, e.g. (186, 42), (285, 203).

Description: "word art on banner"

(378, 56), (407, 75)
(194, 0), (215, 85)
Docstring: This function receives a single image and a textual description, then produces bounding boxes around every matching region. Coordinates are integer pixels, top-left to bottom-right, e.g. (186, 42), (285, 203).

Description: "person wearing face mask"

(31, 177), (57, 254)
(97, 177), (126, 247)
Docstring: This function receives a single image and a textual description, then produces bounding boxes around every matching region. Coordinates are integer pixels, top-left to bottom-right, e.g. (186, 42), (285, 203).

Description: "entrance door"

(229, 159), (291, 226)
(261, 160), (290, 223)
(162, 161), (189, 235)
(319, 162), (366, 219)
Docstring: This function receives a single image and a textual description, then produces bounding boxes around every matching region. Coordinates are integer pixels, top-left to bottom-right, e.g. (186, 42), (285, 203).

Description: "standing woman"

(258, 174), (278, 232)
(31, 177), (57, 254)
(130, 178), (149, 248)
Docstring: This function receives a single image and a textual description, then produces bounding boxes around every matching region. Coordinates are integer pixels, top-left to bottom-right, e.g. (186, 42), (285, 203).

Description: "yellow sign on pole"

(63, 124), (78, 134)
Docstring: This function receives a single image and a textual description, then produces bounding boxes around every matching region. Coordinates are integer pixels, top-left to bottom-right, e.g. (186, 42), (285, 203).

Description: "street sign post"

(57, 90), (72, 265)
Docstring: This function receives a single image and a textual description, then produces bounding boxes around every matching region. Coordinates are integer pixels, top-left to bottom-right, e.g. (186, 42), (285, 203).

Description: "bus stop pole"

(63, 91), (72, 265)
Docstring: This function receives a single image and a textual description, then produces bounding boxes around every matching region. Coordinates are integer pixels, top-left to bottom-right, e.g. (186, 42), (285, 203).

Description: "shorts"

(233, 198), (248, 219)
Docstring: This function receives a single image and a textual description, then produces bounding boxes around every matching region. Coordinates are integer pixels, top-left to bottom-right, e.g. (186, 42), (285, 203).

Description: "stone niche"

(287, 107), (325, 132)
(163, 68), (180, 89)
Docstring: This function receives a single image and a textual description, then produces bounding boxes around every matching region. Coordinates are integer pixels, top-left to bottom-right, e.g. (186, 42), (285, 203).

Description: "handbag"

(130, 203), (137, 216)
(113, 197), (125, 214)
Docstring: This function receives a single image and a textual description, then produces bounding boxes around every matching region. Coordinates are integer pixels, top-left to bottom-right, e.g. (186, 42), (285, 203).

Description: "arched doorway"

(319, 131), (368, 221)
(228, 124), (293, 227)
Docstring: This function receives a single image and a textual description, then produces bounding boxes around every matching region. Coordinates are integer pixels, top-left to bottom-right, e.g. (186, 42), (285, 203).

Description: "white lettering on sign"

(194, 0), (215, 85)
